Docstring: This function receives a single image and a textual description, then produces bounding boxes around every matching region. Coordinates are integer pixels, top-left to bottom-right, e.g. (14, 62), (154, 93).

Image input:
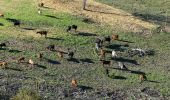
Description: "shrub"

(10, 88), (41, 100)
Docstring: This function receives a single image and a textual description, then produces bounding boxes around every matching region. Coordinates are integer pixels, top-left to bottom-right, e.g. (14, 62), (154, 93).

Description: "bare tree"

(83, 0), (87, 10)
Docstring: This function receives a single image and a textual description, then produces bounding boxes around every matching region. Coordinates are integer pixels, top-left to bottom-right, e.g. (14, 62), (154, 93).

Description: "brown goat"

(112, 34), (119, 40)
(57, 51), (64, 59)
(99, 49), (106, 59)
(139, 74), (147, 83)
(17, 57), (25, 63)
(37, 53), (43, 59)
(36, 31), (47, 38)
(71, 79), (78, 88)
(0, 13), (4, 17)
(0, 61), (7, 69)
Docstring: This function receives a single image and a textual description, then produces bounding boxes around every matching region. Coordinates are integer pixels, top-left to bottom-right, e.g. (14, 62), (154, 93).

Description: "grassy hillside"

(0, 0), (170, 99)
(97, 0), (170, 25)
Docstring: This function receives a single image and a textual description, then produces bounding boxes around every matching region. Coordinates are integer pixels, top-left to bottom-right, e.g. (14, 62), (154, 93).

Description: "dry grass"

(43, 0), (157, 32)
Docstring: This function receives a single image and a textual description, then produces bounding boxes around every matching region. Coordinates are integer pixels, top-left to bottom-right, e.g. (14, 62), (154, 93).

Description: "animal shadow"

(114, 57), (139, 65)
(34, 64), (47, 69)
(22, 27), (36, 30)
(106, 44), (126, 52)
(5, 67), (22, 71)
(46, 37), (64, 41)
(8, 49), (22, 53)
(130, 70), (145, 75)
(75, 32), (97, 36)
(112, 76), (127, 80)
(67, 58), (80, 63)
(44, 58), (61, 65)
(79, 58), (94, 64)
(78, 85), (93, 91)
(44, 15), (60, 19)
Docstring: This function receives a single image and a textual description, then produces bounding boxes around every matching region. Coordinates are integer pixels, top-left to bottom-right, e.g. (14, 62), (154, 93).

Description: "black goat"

(100, 59), (111, 67)
(46, 45), (55, 51)
(0, 43), (6, 48)
(104, 36), (111, 44)
(66, 25), (78, 32)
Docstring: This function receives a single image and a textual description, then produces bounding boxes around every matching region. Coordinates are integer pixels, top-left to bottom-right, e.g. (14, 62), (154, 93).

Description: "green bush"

(10, 88), (41, 100)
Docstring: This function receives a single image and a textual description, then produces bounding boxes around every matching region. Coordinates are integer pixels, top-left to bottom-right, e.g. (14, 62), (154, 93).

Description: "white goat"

(118, 62), (128, 70)
(112, 50), (117, 58)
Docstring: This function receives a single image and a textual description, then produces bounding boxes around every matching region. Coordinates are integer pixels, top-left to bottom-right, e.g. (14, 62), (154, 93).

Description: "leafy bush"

(10, 88), (41, 100)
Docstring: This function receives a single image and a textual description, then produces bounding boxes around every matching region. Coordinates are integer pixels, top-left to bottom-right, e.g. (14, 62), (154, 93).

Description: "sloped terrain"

(0, 0), (170, 99)
(43, 0), (157, 33)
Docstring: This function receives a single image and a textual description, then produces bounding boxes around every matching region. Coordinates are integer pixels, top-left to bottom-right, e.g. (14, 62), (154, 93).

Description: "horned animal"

(38, 53), (43, 59)
(112, 50), (117, 58)
(0, 43), (6, 48)
(0, 61), (7, 69)
(18, 57), (25, 63)
(71, 79), (78, 88)
(36, 31), (47, 38)
(104, 36), (111, 44)
(99, 49), (106, 59)
(0, 13), (4, 17)
(100, 59), (111, 67)
(68, 48), (74, 59)
(14, 21), (20, 26)
(112, 34), (119, 40)
(66, 25), (78, 32)
(140, 74), (147, 83)
(46, 45), (55, 51)
(118, 62), (128, 70)
(57, 51), (64, 59)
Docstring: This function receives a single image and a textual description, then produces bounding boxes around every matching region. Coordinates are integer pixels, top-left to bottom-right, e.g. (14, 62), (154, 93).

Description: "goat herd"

(0, 2), (148, 89)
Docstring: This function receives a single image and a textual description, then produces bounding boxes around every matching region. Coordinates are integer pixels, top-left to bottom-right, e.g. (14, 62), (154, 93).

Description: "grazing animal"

(68, 48), (74, 59)
(104, 36), (111, 44)
(71, 25), (77, 31)
(71, 79), (78, 88)
(66, 25), (78, 32)
(29, 59), (34, 65)
(95, 38), (103, 47)
(57, 51), (64, 59)
(18, 57), (25, 63)
(0, 61), (7, 69)
(95, 43), (99, 50)
(118, 62), (128, 70)
(140, 74), (147, 83)
(38, 2), (44, 7)
(38, 9), (42, 15)
(36, 31), (47, 38)
(46, 45), (55, 51)
(100, 59), (111, 67)
(132, 48), (145, 57)
(14, 21), (20, 26)
(66, 26), (72, 32)
(38, 53), (43, 59)
(0, 13), (4, 17)
(99, 49), (106, 59)
(112, 50), (117, 58)
(0, 43), (6, 48)
(112, 34), (119, 40)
